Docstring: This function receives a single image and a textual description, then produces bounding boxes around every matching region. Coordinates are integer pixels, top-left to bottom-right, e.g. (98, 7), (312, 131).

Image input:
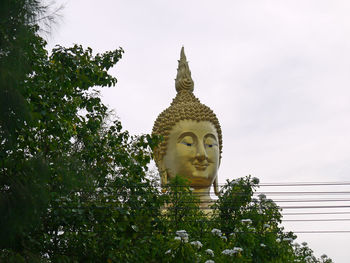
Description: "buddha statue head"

(152, 47), (223, 205)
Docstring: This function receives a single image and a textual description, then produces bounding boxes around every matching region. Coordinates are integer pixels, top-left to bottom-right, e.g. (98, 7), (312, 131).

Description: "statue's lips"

(193, 164), (209, 171)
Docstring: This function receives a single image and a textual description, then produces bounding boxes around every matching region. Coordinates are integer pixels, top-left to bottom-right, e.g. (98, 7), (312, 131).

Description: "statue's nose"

(196, 143), (208, 161)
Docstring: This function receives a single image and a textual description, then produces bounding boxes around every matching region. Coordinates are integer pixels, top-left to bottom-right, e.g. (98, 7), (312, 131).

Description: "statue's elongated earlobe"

(162, 170), (167, 186)
(158, 160), (168, 192)
(213, 177), (219, 196)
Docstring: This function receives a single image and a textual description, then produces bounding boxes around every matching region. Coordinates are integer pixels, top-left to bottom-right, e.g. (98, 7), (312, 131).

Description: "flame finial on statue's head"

(175, 47), (194, 93)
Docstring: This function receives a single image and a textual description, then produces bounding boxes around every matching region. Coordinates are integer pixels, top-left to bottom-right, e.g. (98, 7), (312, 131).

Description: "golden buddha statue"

(152, 47), (223, 208)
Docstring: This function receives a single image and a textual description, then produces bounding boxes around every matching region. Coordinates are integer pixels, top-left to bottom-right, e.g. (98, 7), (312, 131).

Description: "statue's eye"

(204, 137), (218, 148)
(180, 135), (194, 147)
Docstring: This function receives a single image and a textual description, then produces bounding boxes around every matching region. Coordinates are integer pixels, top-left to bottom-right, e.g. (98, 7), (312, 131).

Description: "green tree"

(0, 0), (58, 250)
(0, 37), (168, 261)
(1, 2), (165, 261)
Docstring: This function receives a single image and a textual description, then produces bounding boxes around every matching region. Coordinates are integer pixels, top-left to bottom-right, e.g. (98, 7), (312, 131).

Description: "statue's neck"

(192, 187), (212, 209)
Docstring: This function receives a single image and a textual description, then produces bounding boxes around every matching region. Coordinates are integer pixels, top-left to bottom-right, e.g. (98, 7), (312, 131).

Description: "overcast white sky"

(47, 0), (350, 261)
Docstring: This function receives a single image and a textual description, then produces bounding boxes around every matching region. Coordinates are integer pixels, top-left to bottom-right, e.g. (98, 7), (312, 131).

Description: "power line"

(183, 191), (350, 195)
(282, 211), (350, 215)
(141, 231), (350, 234)
(159, 198), (350, 203)
(291, 231), (350, 234)
(67, 181), (350, 189)
(197, 206), (348, 210)
(84, 181), (350, 187)
(160, 218), (350, 223)
(256, 191), (350, 195)
(279, 205), (350, 209)
(273, 199), (350, 202)
(283, 218), (350, 222)
(57, 229), (350, 235)
(257, 181), (350, 186)
(157, 205), (350, 210)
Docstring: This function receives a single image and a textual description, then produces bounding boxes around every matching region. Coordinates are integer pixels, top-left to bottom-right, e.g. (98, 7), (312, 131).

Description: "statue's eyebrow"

(204, 133), (218, 143)
(177, 132), (196, 143)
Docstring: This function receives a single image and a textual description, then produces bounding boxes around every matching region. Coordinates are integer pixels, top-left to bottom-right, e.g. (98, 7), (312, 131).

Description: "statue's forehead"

(170, 120), (218, 137)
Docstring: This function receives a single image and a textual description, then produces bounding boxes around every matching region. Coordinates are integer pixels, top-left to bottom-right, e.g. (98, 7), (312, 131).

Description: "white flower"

(190, 240), (203, 249)
(175, 230), (189, 243)
(165, 249), (171, 255)
(263, 224), (270, 228)
(276, 238), (281, 242)
(248, 226), (255, 231)
(233, 247), (243, 253)
(211, 228), (222, 237)
(260, 243), (266, 247)
(222, 249), (235, 256)
(176, 230), (187, 237)
(305, 255), (313, 263)
(222, 247), (242, 256)
(205, 249), (214, 257)
(241, 219), (252, 224)
(204, 260), (215, 263)
(221, 236), (227, 241)
(174, 236), (181, 241)
(284, 238), (293, 242)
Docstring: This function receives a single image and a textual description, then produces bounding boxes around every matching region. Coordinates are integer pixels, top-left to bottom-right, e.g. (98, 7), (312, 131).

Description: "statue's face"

(161, 120), (220, 188)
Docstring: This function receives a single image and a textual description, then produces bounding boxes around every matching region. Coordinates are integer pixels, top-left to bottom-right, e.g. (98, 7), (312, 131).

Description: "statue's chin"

(181, 175), (215, 188)
(167, 172), (214, 188)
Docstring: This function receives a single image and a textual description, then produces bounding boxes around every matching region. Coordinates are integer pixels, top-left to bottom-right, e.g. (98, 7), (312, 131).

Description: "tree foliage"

(160, 177), (333, 263)
(1, 0), (53, 249)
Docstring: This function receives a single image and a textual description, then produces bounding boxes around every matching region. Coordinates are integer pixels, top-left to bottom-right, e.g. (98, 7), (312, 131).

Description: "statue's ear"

(213, 176), (219, 196)
(161, 171), (168, 193)
(161, 169), (167, 187)
(156, 158), (168, 192)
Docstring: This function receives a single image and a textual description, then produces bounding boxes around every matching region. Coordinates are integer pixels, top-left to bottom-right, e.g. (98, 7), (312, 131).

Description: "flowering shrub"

(159, 176), (332, 263)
